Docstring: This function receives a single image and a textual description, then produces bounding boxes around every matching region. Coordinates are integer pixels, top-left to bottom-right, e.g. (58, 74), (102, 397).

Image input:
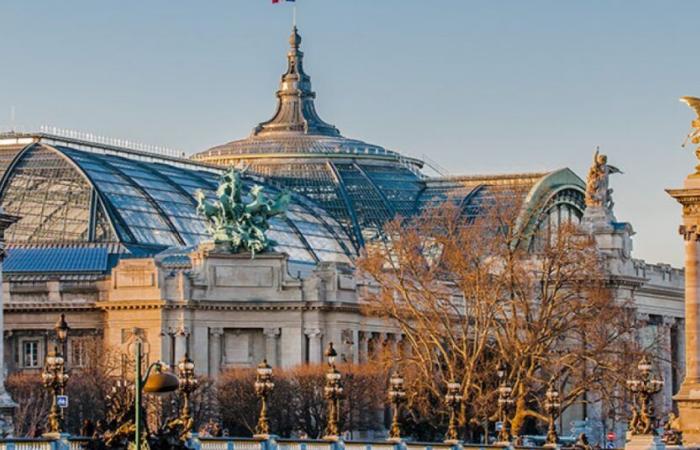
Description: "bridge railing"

(0, 434), (610, 450)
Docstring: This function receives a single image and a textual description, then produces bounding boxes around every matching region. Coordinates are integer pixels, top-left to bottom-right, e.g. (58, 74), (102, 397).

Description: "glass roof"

(0, 144), (355, 265)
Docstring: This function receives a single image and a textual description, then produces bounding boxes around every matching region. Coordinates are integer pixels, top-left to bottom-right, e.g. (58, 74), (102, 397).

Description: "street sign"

(606, 431), (616, 441)
(56, 395), (68, 408)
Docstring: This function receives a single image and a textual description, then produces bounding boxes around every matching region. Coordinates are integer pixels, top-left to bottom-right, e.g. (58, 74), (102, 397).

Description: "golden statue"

(680, 96), (700, 173)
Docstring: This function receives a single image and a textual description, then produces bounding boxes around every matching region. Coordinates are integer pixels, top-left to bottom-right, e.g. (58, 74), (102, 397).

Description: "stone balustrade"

(0, 434), (626, 450)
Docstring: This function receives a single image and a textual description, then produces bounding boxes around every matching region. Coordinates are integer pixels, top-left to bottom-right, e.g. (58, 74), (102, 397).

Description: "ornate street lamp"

(323, 343), (344, 441)
(544, 387), (561, 447)
(387, 370), (407, 442)
(42, 343), (69, 436)
(54, 314), (69, 347)
(496, 362), (514, 445)
(626, 356), (663, 435)
(254, 359), (274, 438)
(177, 353), (198, 436)
(444, 379), (463, 443)
(132, 336), (180, 450)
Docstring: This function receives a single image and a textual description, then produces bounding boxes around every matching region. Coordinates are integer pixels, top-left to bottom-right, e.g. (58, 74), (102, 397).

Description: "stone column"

(209, 328), (223, 376)
(658, 317), (675, 415)
(264, 328), (281, 367)
(0, 212), (18, 434)
(358, 331), (369, 364)
(667, 183), (700, 446)
(676, 318), (686, 390)
(305, 328), (323, 364)
(351, 329), (360, 364)
(174, 327), (188, 363)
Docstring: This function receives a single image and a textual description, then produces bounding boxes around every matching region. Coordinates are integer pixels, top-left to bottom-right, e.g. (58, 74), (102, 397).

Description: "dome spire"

(252, 26), (341, 137)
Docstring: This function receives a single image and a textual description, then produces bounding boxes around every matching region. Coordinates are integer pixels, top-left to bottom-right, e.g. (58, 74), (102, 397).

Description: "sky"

(0, 1), (698, 267)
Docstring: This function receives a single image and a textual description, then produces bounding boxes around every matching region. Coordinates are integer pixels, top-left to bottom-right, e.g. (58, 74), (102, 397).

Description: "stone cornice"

(5, 303), (99, 313)
(189, 300), (362, 314)
(98, 300), (167, 311)
(666, 188), (700, 205)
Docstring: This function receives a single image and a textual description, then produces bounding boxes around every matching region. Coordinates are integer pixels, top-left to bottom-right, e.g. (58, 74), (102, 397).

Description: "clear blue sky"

(1, 1), (697, 266)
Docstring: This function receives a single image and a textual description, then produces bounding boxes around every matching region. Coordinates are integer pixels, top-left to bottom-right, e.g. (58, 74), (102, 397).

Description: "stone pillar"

(658, 317), (675, 415)
(264, 328), (281, 367)
(305, 328), (323, 364)
(385, 333), (398, 356)
(209, 328), (223, 376)
(174, 327), (188, 363)
(0, 212), (18, 434)
(358, 331), (369, 364)
(675, 318), (686, 390)
(351, 329), (360, 364)
(667, 183), (700, 446)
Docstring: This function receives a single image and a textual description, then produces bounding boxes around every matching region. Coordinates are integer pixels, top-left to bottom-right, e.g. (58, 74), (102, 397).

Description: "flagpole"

(293, 3), (297, 27)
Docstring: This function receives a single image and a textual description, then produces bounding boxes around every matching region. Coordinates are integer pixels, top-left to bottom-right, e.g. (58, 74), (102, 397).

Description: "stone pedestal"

(667, 178), (700, 447)
(625, 433), (665, 450)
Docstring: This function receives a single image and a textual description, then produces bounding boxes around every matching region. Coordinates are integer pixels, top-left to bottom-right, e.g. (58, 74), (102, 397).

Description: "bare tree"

(216, 363), (385, 439)
(358, 195), (638, 439)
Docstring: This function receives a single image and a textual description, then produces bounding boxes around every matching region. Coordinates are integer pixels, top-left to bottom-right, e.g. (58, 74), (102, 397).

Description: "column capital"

(636, 312), (651, 324)
(341, 329), (354, 345)
(661, 316), (677, 328)
(264, 327), (281, 338)
(209, 327), (224, 337)
(680, 224), (700, 241)
(304, 328), (322, 338)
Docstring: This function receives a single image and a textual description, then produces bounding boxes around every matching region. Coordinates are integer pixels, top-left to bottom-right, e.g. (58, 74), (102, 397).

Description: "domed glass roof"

(192, 27), (425, 247)
(0, 143), (355, 265)
(192, 27), (589, 251)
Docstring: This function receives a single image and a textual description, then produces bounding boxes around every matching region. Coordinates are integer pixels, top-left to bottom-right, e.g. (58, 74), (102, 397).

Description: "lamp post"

(133, 336), (180, 450)
(444, 379), (463, 444)
(496, 363), (514, 445)
(177, 353), (198, 436)
(54, 314), (69, 356)
(42, 314), (70, 436)
(254, 359), (274, 438)
(387, 370), (407, 442)
(625, 356), (663, 435)
(323, 342), (343, 441)
(544, 388), (561, 447)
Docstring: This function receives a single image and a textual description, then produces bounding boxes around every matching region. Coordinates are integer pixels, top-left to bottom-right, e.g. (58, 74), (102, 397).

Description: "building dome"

(192, 27), (425, 248)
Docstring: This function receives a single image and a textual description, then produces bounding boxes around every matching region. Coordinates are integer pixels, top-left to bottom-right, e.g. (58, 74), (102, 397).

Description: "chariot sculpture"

(195, 169), (290, 256)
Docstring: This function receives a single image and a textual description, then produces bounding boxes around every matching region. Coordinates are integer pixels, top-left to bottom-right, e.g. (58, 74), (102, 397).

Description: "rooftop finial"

(251, 27), (341, 137)
(290, 26), (301, 51)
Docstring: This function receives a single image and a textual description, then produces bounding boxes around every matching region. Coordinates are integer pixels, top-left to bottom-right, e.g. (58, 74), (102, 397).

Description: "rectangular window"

(71, 339), (88, 368)
(22, 341), (40, 368)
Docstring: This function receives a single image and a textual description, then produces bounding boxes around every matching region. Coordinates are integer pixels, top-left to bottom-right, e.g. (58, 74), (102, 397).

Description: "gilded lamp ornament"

(195, 169), (290, 256)
(444, 379), (463, 443)
(387, 370), (407, 442)
(626, 356), (663, 435)
(42, 314), (70, 436)
(254, 360), (274, 438)
(323, 343), (343, 441)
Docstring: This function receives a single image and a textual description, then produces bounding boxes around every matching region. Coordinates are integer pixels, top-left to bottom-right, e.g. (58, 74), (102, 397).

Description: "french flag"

(272, 0), (294, 3)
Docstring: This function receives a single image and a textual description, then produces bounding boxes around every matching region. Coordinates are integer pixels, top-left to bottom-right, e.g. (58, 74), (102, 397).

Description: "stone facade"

(1, 224), (684, 445)
(3, 245), (404, 378)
